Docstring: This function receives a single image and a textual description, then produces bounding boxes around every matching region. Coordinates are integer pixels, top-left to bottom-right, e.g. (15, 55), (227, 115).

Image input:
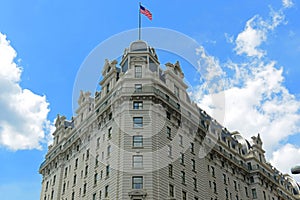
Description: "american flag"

(140, 5), (152, 20)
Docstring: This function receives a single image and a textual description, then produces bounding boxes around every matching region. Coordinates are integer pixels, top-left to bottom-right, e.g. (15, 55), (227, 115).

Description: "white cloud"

(234, 10), (285, 58)
(193, 6), (300, 165)
(195, 46), (225, 94)
(0, 33), (53, 150)
(270, 143), (300, 181)
(220, 62), (298, 152)
(235, 16), (267, 58)
(282, 0), (293, 8)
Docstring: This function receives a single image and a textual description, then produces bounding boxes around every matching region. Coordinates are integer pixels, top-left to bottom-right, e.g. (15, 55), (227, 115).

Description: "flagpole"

(139, 2), (141, 40)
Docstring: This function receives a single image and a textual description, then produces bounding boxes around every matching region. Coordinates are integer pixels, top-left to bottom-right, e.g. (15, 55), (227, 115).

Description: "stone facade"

(39, 41), (300, 200)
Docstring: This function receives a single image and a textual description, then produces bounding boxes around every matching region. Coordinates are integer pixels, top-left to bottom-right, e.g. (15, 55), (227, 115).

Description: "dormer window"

(106, 83), (110, 93)
(135, 65), (142, 78)
(107, 66), (111, 74)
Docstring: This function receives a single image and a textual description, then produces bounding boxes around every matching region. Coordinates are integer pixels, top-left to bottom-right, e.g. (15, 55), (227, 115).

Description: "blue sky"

(0, 0), (299, 199)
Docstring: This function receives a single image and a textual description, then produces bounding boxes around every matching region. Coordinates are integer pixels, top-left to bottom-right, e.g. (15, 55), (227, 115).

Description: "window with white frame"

(132, 176), (143, 189)
(135, 65), (142, 78)
(133, 135), (143, 147)
(133, 101), (143, 109)
(167, 126), (171, 138)
(133, 155), (143, 168)
(133, 117), (143, 128)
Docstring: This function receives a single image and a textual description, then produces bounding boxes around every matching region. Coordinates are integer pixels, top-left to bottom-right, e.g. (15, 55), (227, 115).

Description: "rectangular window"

(167, 126), (171, 138)
(106, 83), (110, 93)
(62, 182), (66, 194)
(234, 180), (237, 190)
(95, 155), (99, 166)
(71, 192), (75, 200)
(64, 167), (68, 178)
(166, 111), (171, 120)
(168, 145), (172, 157)
(133, 101), (143, 109)
(106, 165), (110, 177)
(133, 155), (143, 168)
(97, 138), (100, 148)
(132, 176), (143, 189)
(86, 149), (89, 160)
(190, 142), (195, 153)
(193, 178), (197, 190)
(53, 175), (56, 185)
(213, 182), (217, 193)
(179, 135), (183, 146)
(105, 185), (109, 198)
(180, 153), (184, 165)
(135, 84), (142, 92)
(83, 183), (87, 195)
(133, 117), (143, 128)
(252, 188), (257, 199)
(174, 85), (179, 97)
(133, 135), (143, 147)
(191, 159), (196, 171)
(73, 174), (76, 185)
(211, 166), (215, 176)
(135, 65), (142, 78)
(223, 174), (227, 184)
(85, 165), (88, 177)
(169, 184), (174, 197)
(182, 190), (187, 200)
(245, 187), (248, 197)
(181, 171), (185, 184)
(107, 145), (111, 157)
(93, 193), (96, 200)
(108, 127), (112, 139)
(94, 173), (98, 185)
(75, 158), (78, 168)
(168, 164), (173, 178)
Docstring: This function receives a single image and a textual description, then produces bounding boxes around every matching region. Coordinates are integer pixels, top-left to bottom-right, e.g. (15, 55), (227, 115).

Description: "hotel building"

(39, 40), (300, 200)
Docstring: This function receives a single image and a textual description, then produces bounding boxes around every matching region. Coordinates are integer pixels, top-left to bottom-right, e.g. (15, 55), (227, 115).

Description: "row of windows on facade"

(219, 135), (264, 165)
(95, 116), (187, 151)
(207, 164), (277, 200)
(48, 152), (198, 190)
(104, 66), (142, 95)
(45, 151), (198, 198)
(45, 112), (191, 186)
(96, 101), (180, 133)
(168, 183), (200, 200)
(45, 177), (201, 200)
(168, 163), (197, 186)
(104, 65), (180, 98)
(208, 179), (259, 200)
(211, 147), (294, 195)
(134, 65), (181, 98)
(44, 176), (146, 200)
(44, 185), (109, 200)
